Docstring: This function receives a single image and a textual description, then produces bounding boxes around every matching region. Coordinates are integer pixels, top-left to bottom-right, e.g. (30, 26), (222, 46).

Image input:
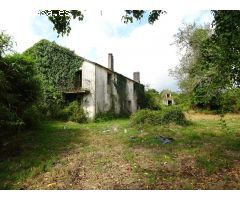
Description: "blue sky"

(0, 8), (214, 92)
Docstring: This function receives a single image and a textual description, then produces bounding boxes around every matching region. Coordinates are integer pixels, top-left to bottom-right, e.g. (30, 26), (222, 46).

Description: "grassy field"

(0, 112), (240, 189)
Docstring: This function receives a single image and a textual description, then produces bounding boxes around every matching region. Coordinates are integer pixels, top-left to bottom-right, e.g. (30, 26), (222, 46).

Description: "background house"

(161, 90), (174, 106)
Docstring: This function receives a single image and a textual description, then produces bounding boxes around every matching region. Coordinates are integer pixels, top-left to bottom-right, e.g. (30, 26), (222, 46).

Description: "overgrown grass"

(0, 121), (87, 189)
(1, 113), (240, 189)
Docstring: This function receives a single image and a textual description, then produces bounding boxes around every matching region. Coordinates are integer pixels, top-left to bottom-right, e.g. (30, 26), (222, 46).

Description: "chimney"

(133, 72), (140, 83)
(108, 53), (114, 71)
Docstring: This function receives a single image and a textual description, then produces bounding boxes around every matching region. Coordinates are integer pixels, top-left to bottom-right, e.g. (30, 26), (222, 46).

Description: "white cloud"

(0, 8), (214, 92)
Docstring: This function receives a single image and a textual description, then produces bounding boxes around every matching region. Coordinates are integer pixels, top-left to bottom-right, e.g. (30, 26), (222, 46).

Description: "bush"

(56, 101), (87, 123)
(130, 107), (188, 126)
(130, 109), (162, 126)
(162, 107), (188, 125)
(22, 105), (42, 128)
(0, 54), (41, 130)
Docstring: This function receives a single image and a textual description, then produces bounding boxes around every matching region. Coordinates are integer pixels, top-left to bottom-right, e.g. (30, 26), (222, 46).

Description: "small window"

(166, 93), (170, 98)
(107, 73), (112, 85)
(74, 70), (82, 89)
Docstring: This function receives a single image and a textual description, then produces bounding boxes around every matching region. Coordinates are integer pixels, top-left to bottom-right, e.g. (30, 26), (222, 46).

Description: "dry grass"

(1, 113), (240, 189)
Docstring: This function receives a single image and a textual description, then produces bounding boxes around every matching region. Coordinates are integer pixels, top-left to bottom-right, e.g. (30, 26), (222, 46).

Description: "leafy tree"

(40, 10), (166, 36)
(210, 11), (240, 86)
(144, 88), (161, 110)
(0, 31), (15, 58)
(170, 23), (212, 96)
(0, 54), (41, 129)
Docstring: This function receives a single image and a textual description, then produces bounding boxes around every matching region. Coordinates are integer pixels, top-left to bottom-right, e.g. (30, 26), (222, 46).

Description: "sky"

(0, 7), (214, 92)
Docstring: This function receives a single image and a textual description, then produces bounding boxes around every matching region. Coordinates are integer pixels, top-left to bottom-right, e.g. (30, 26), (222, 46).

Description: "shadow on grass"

(0, 121), (88, 189)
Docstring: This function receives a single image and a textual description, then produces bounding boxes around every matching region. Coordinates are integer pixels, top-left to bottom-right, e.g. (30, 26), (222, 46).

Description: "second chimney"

(108, 53), (114, 71)
(133, 72), (140, 83)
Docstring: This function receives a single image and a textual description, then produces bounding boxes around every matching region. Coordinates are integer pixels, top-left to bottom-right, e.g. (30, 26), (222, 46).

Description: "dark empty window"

(166, 93), (170, 98)
(107, 73), (112, 85)
(74, 70), (82, 89)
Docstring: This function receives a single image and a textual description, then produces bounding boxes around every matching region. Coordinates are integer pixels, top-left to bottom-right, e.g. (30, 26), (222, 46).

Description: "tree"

(210, 11), (240, 86)
(0, 31), (15, 58)
(170, 23), (212, 94)
(0, 54), (41, 129)
(40, 10), (166, 37)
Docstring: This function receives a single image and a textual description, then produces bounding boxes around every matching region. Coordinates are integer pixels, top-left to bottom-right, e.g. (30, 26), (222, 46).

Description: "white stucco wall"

(95, 66), (138, 115)
(81, 61), (96, 119)
(95, 66), (111, 113)
(81, 60), (141, 118)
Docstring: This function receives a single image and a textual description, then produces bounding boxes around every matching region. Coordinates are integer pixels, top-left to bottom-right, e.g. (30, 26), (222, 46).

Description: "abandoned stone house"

(162, 91), (174, 106)
(63, 53), (144, 119)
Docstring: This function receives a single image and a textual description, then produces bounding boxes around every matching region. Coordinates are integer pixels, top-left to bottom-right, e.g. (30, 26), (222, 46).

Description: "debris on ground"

(155, 135), (174, 144)
(102, 129), (110, 133)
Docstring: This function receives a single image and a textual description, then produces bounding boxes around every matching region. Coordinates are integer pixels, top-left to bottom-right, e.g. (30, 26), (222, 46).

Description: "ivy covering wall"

(24, 39), (83, 91)
(23, 39), (84, 117)
(134, 82), (146, 109)
(114, 73), (128, 115)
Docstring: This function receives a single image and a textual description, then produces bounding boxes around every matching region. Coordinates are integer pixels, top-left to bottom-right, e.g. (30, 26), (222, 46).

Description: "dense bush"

(0, 54), (41, 130)
(56, 101), (87, 123)
(130, 107), (188, 126)
(162, 107), (188, 125)
(220, 89), (240, 113)
(130, 109), (162, 126)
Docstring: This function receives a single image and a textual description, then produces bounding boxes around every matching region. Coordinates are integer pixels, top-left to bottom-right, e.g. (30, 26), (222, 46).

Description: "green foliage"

(0, 54), (41, 129)
(162, 107), (188, 125)
(95, 110), (122, 122)
(134, 82), (147, 109)
(211, 11), (240, 86)
(130, 107), (187, 126)
(57, 101), (87, 123)
(144, 88), (161, 110)
(23, 39), (84, 118)
(130, 109), (162, 126)
(39, 10), (84, 36)
(220, 89), (240, 113)
(40, 10), (166, 36)
(114, 74), (129, 115)
(0, 30), (15, 57)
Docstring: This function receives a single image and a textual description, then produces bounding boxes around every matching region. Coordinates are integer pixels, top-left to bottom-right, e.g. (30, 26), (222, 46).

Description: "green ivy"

(114, 74), (128, 115)
(134, 82), (146, 109)
(23, 39), (84, 117)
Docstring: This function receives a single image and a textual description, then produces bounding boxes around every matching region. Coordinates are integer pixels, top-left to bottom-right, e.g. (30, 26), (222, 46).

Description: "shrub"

(22, 105), (42, 128)
(95, 111), (117, 122)
(130, 107), (188, 126)
(162, 107), (188, 125)
(130, 109), (162, 126)
(56, 101), (87, 123)
(0, 54), (41, 130)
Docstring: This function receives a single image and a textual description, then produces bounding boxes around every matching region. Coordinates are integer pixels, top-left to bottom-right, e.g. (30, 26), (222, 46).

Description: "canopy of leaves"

(40, 10), (166, 37)
(0, 54), (41, 129)
(210, 10), (240, 86)
(39, 10), (84, 37)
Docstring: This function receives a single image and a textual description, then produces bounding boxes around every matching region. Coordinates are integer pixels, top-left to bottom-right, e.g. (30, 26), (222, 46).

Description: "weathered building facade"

(65, 54), (144, 119)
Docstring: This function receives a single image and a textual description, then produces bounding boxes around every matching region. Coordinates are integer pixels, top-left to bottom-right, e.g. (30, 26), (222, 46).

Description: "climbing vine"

(134, 82), (146, 109)
(24, 39), (83, 91)
(23, 39), (84, 117)
(114, 73), (128, 115)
